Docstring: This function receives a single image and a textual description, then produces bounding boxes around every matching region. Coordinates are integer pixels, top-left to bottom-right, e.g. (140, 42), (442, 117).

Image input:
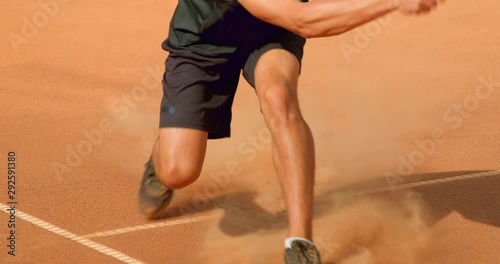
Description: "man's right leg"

(138, 45), (240, 219)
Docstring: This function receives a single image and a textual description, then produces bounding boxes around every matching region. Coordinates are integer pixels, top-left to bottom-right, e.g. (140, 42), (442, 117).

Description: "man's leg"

(139, 46), (240, 219)
(139, 127), (207, 219)
(153, 127), (208, 189)
(253, 49), (315, 240)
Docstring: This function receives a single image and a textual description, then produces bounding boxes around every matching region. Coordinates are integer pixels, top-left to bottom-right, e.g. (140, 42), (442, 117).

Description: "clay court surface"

(1, 0), (499, 263)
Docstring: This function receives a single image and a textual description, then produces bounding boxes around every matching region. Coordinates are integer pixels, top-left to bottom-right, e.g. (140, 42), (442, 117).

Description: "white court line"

(0, 204), (144, 264)
(355, 170), (500, 195)
(82, 214), (213, 239)
(4, 172), (495, 262)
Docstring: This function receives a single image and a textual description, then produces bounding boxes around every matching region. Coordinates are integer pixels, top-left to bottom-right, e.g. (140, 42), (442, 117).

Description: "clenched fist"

(397, 0), (440, 14)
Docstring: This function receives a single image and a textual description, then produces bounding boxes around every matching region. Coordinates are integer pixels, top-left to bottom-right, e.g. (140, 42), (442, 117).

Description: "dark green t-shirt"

(162, 0), (307, 55)
(163, 0), (276, 55)
(164, 0), (241, 54)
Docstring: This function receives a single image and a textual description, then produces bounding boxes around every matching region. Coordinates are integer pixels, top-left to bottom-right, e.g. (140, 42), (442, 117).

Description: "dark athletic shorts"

(159, 26), (305, 139)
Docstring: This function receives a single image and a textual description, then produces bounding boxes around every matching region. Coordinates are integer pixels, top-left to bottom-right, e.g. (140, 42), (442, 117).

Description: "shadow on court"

(329, 170), (500, 228)
(164, 190), (288, 236)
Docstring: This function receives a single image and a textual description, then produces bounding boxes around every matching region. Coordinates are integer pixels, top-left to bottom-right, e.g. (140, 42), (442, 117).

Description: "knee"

(156, 163), (200, 189)
(259, 84), (302, 127)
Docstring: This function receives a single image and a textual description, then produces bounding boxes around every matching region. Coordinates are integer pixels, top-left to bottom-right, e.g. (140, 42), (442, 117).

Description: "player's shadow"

(163, 190), (288, 236)
(163, 170), (500, 236)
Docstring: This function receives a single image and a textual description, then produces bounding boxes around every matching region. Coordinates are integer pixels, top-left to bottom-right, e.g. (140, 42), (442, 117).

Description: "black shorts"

(159, 29), (305, 139)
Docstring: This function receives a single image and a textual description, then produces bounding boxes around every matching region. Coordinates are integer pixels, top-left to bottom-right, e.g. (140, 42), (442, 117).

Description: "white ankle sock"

(284, 237), (315, 249)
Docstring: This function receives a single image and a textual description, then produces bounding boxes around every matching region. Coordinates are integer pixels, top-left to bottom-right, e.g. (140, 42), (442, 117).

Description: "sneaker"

(138, 155), (174, 219)
(285, 239), (322, 264)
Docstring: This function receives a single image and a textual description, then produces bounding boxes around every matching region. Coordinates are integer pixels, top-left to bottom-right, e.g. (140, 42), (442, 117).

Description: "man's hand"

(398, 0), (440, 14)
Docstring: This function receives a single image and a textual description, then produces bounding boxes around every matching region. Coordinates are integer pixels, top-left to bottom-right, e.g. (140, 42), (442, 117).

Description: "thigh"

(253, 48), (301, 96)
(160, 48), (241, 139)
(252, 48), (303, 129)
(242, 29), (305, 90)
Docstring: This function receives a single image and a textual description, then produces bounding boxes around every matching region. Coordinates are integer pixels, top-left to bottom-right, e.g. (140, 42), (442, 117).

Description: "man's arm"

(238, 0), (438, 38)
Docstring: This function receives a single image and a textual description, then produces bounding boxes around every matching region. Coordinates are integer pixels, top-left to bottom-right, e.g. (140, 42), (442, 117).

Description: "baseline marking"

(0, 203), (144, 264)
(82, 214), (213, 239)
(356, 170), (500, 195)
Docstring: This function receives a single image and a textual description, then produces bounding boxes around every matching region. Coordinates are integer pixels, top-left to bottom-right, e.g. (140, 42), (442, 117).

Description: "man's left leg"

(252, 49), (320, 263)
(254, 48), (314, 240)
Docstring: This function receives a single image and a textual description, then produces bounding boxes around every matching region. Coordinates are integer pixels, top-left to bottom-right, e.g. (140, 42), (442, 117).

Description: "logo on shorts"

(161, 105), (176, 114)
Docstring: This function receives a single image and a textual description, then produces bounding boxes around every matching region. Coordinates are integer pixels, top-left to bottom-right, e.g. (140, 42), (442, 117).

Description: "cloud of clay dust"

(317, 192), (446, 264)
(193, 190), (446, 264)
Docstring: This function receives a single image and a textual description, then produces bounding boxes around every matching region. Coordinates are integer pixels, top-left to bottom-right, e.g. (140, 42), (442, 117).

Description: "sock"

(284, 237), (316, 249)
